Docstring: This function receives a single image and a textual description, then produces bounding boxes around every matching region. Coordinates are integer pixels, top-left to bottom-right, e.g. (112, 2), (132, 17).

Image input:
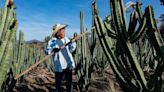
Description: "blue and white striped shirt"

(45, 37), (76, 72)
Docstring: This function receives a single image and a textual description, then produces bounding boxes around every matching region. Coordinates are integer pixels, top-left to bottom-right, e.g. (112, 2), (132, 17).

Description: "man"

(46, 24), (79, 92)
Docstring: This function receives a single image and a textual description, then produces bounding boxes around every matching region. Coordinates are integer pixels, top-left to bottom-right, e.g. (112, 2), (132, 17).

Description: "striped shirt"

(45, 37), (76, 72)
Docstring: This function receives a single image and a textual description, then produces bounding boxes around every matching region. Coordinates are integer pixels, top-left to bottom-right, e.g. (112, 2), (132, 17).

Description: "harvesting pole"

(14, 28), (95, 80)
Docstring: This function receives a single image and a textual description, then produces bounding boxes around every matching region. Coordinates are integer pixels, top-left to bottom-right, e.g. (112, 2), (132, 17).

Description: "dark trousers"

(55, 68), (72, 92)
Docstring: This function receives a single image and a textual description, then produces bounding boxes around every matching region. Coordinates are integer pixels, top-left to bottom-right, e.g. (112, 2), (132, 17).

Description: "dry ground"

(13, 66), (122, 92)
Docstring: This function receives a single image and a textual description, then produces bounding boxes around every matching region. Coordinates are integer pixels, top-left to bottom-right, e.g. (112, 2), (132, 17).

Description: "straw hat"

(51, 24), (68, 37)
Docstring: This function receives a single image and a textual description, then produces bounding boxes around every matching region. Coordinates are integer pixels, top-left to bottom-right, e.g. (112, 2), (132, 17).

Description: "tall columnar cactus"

(93, 42), (109, 71)
(0, 0), (9, 40)
(75, 11), (92, 92)
(0, 19), (17, 90)
(0, 0), (14, 42)
(89, 0), (98, 55)
(0, 8), (2, 24)
(93, 0), (164, 92)
(111, 0), (147, 89)
(0, 0), (17, 89)
(144, 6), (164, 92)
(0, 0), (54, 90)
(18, 44), (29, 74)
(0, 0), (15, 63)
(15, 31), (25, 75)
(75, 5), (113, 91)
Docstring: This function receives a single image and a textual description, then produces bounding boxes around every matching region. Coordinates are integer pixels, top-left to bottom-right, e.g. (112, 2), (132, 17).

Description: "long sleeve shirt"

(45, 37), (76, 72)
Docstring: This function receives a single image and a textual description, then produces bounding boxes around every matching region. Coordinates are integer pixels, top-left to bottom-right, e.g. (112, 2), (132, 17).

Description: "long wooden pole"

(14, 29), (94, 80)
(15, 53), (54, 79)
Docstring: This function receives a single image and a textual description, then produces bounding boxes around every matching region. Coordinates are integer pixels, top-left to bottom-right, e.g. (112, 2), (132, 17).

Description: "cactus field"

(0, 0), (164, 92)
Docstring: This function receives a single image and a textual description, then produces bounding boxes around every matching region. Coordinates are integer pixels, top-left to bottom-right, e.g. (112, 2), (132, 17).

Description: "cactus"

(144, 6), (164, 92)
(0, 0), (9, 40)
(15, 31), (25, 75)
(75, 11), (94, 92)
(0, 0), (15, 63)
(0, 8), (2, 22)
(89, 0), (97, 55)
(0, 0), (55, 90)
(0, 19), (17, 89)
(0, 0), (17, 89)
(93, 0), (164, 92)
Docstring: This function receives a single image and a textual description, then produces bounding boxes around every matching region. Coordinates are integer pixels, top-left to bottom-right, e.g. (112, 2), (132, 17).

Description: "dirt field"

(13, 67), (122, 92)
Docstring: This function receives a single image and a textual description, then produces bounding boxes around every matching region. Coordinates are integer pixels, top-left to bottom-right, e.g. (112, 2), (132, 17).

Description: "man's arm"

(45, 39), (59, 55)
(68, 36), (80, 53)
(68, 42), (76, 53)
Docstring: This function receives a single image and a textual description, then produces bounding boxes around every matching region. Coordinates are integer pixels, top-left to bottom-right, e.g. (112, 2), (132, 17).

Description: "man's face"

(57, 28), (65, 39)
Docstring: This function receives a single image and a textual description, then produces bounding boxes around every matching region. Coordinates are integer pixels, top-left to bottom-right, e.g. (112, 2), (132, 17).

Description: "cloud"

(17, 12), (53, 41)
(73, 4), (88, 9)
(14, 0), (92, 41)
(65, 28), (80, 37)
(17, 11), (81, 41)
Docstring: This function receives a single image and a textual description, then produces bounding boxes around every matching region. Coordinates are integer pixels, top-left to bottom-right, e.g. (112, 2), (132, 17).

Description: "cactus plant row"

(0, 0), (50, 91)
(93, 0), (164, 92)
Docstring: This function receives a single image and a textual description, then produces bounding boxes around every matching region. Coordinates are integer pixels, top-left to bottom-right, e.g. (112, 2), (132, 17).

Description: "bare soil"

(13, 67), (122, 92)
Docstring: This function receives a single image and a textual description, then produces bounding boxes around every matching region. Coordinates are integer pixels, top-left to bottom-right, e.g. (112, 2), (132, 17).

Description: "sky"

(0, 0), (164, 41)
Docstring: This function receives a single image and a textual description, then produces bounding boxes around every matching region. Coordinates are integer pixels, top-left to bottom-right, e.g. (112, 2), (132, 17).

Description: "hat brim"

(51, 24), (68, 37)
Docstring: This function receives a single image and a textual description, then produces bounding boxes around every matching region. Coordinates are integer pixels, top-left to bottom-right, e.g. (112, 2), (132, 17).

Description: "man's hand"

(53, 48), (60, 53)
(73, 35), (80, 41)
